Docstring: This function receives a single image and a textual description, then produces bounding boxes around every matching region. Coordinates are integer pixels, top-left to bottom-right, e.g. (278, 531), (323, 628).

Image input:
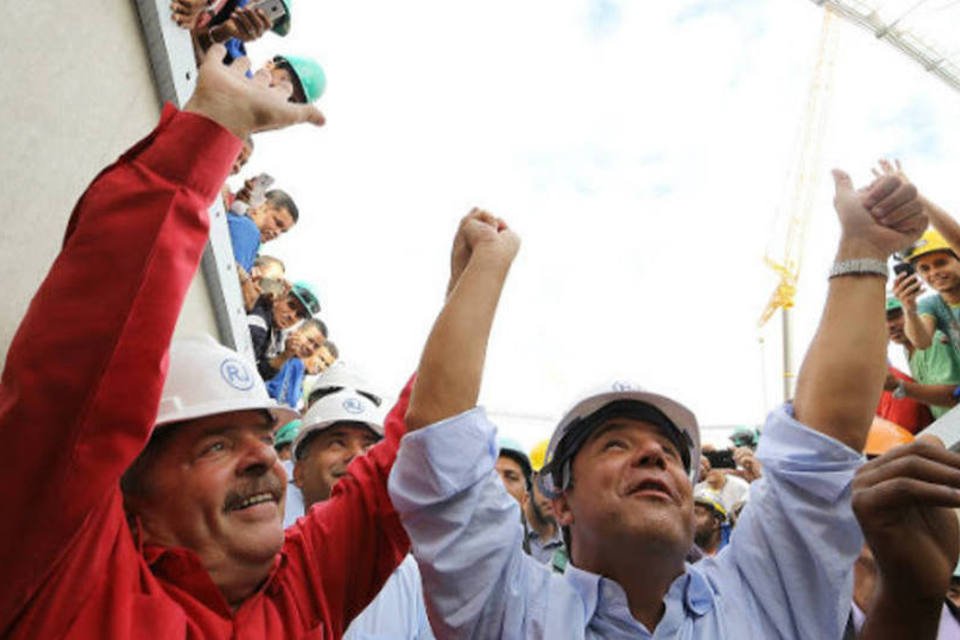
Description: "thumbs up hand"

(831, 169), (926, 259)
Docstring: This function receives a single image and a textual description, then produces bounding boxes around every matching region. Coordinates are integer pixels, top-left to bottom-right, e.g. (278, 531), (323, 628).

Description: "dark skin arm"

(854, 437), (960, 640)
(793, 170), (926, 451)
(405, 209), (520, 432)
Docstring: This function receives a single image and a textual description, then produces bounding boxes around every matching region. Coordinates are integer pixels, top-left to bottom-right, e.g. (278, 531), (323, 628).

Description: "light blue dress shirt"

(344, 555), (435, 640)
(388, 404), (865, 639)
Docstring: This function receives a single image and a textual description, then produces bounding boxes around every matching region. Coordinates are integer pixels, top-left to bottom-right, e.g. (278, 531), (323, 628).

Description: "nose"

(237, 434), (279, 477)
(631, 440), (668, 470)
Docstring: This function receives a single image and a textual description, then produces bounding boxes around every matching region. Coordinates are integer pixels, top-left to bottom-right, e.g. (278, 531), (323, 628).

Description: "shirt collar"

(563, 561), (717, 632)
(525, 526), (564, 548)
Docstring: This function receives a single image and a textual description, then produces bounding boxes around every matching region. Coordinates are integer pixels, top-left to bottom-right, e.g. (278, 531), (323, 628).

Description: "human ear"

(553, 493), (574, 527)
(292, 460), (305, 489)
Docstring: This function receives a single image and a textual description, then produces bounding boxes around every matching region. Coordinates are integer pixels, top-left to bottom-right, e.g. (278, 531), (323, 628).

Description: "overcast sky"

(237, 0), (960, 450)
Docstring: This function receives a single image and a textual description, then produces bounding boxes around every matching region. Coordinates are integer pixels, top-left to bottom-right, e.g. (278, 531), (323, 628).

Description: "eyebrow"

(587, 421), (678, 452)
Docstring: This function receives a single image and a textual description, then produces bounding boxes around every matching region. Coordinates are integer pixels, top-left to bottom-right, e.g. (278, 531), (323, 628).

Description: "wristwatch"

(892, 380), (907, 399)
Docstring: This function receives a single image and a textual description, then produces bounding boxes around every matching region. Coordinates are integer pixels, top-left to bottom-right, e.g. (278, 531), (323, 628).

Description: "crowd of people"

(3, 4), (960, 639)
(174, 0), (340, 412)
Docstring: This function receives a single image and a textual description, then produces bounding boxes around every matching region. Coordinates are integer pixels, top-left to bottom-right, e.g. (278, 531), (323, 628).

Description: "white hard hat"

(292, 388), (385, 459)
(156, 336), (299, 428)
(538, 381), (700, 499)
(305, 361), (383, 407)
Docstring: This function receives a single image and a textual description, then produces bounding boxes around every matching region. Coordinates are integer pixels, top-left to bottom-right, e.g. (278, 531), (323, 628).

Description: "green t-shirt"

(909, 330), (960, 419)
(917, 294), (960, 350)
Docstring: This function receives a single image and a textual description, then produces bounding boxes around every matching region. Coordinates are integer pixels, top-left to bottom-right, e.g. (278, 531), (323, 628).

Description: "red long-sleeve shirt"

(0, 105), (408, 638)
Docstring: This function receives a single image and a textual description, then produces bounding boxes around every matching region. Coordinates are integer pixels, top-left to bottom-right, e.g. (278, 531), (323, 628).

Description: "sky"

(235, 0), (960, 451)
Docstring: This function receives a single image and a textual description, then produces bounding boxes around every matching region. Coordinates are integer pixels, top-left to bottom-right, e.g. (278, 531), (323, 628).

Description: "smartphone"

(704, 449), (736, 470)
(893, 262), (915, 278)
(250, 0), (286, 24)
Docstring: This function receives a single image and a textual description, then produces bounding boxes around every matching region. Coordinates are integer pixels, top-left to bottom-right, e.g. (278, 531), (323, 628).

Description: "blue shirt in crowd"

(266, 358), (306, 408)
(388, 404), (865, 639)
(227, 210), (260, 272)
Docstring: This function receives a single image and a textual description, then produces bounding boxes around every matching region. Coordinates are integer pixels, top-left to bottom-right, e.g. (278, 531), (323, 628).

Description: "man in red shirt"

(0, 47), (408, 639)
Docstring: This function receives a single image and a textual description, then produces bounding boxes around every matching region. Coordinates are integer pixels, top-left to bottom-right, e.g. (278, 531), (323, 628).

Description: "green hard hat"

(271, 0), (292, 36)
(275, 419), (302, 447)
(729, 426), (759, 448)
(886, 296), (902, 313)
(273, 54), (326, 103)
(291, 281), (321, 316)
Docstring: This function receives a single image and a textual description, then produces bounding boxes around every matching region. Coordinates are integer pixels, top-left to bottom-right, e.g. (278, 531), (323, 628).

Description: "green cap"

(271, 0), (292, 36)
(729, 426), (759, 448)
(273, 54), (326, 103)
(886, 297), (903, 313)
(291, 281), (321, 316)
(275, 418), (302, 447)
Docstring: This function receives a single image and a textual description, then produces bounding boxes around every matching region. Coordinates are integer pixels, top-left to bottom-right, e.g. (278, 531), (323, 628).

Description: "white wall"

(0, 1), (217, 364)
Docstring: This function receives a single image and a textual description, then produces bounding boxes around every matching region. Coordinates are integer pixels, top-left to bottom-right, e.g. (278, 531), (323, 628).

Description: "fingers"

(855, 438), (960, 485)
(861, 175), (904, 210)
(232, 55), (253, 78)
(864, 177), (917, 221)
(230, 8), (270, 41)
(892, 273), (922, 300)
(832, 169), (853, 195)
(854, 477), (960, 515)
(200, 43), (228, 67)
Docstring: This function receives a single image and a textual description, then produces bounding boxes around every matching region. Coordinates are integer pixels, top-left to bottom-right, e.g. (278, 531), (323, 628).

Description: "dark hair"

(265, 189), (300, 223)
(324, 341), (339, 359)
(300, 318), (326, 336)
(499, 450), (532, 491)
(315, 318), (329, 338)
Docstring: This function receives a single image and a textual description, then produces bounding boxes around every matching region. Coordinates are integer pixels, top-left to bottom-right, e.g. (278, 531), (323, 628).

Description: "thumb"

(832, 169), (853, 195)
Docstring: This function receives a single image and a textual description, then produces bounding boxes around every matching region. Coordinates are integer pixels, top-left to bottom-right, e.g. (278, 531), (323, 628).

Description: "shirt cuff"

(388, 407), (497, 513)
(133, 103), (242, 204)
(756, 404), (865, 502)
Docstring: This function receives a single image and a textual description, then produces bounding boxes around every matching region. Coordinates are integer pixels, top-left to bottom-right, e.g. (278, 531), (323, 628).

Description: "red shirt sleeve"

(280, 376), (414, 637)
(0, 104), (241, 630)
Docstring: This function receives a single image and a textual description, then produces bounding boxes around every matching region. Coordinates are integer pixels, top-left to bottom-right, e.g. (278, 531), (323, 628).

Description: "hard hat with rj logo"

(155, 335), (298, 428)
(538, 381), (700, 499)
(292, 388), (385, 460)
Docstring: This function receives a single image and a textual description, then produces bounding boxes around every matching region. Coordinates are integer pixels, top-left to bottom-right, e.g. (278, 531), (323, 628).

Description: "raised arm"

(793, 170), (926, 450)
(405, 209), (520, 431)
(0, 47), (323, 630)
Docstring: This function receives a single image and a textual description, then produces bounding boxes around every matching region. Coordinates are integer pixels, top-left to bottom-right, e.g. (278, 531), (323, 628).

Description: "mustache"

(222, 475), (285, 512)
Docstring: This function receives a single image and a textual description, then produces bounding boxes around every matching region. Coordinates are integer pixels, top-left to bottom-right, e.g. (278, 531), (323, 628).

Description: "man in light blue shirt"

(389, 176), (929, 638)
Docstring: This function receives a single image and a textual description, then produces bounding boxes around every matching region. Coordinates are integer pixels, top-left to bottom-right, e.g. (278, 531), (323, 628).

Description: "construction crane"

(758, 8), (840, 403)
(810, 0), (960, 94)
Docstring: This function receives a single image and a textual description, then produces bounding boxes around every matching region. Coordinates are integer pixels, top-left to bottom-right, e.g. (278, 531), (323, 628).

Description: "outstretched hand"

(832, 169), (926, 259)
(184, 45), (325, 140)
(852, 437), (960, 602)
(171, 0), (206, 28)
(447, 208), (521, 296)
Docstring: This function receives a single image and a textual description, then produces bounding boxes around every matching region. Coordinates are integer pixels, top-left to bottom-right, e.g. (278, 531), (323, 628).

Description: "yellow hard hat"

(900, 229), (955, 263)
(529, 439), (549, 472)
(864, 416), (914, 457)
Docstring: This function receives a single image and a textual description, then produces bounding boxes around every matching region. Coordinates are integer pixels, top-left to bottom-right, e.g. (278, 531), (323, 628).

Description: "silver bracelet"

(828, 258), (889, 280)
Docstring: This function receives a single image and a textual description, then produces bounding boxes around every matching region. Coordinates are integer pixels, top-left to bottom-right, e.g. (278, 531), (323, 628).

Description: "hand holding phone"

(249, 0), (286, 25)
